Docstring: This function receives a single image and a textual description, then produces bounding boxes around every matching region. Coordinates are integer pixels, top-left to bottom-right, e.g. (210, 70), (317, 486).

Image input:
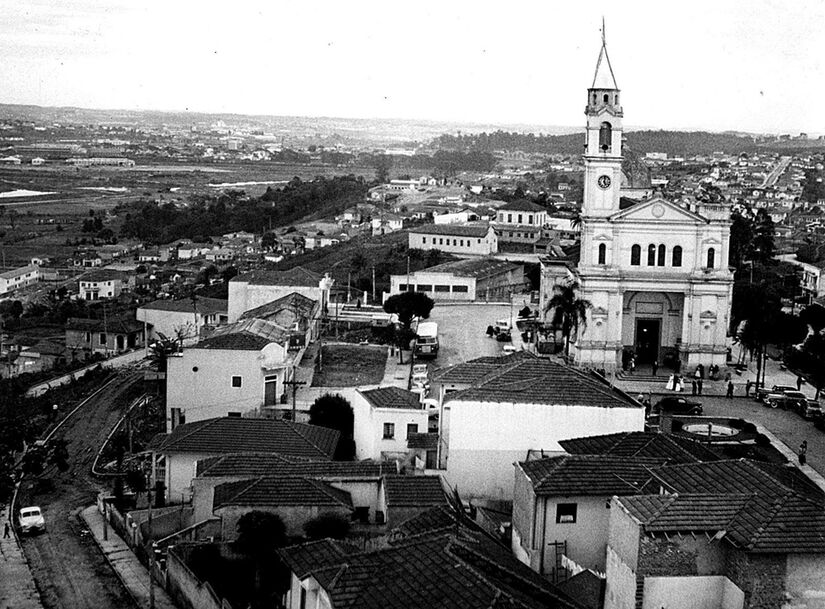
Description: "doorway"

(635, 319), (660, 364)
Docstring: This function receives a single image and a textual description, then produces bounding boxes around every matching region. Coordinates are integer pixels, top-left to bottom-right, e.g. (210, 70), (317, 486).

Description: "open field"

(311, 344), (387, 387)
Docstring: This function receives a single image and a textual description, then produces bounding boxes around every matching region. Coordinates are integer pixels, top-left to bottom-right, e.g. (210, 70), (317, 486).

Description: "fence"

(166, 545), (230, 609)
(25, 348), (146, 397)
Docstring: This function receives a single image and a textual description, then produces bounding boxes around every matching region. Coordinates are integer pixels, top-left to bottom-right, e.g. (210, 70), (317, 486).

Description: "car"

(412, 364), (428, 376)
(18, 506), (45, 535)
(802, 399), (822, 420)
(652, 397), (703, 415)
(764, 390), (807, 411)
(754, 384), (796, 402)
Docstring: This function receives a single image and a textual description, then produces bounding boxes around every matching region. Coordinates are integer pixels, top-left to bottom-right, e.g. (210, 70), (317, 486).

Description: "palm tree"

(545, 281), (591, 358)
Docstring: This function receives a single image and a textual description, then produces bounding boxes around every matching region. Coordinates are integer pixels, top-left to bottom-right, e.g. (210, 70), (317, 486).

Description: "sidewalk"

(0, 505), (44, 609)
(80, 505), (177, 609)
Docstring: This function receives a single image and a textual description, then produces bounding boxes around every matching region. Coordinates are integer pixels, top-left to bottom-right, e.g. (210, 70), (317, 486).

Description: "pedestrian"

(629, 356), (635, 375)
(799, 440), (808, 466)
(691, 379), (697, 396)
(697, 378), (703, 396)
(724, 371), (731, 383)
(652, 360), (658, 377)
(675, 359), (682, 374)
(745, 380), (752, 397)
(797, 375), (803, 390)
(3, 522), (9, 538)
(727, 381), (734, 399)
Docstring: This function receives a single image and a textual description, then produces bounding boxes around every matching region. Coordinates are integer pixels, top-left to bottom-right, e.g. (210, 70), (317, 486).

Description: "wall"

(216, 504), (351, 539)
(166, 348), (288, 431)
(541, 495), (611, 573)
(165, 452), (209, 503)
(604, 544), (639, 609)
(390, 272), (476, 301)
(25, 349), (145, 397)
(407, 230), (496, 256)
(642, 576), (744, 609)
(511, 465), (537, 569)
(137, 308), (205, 341)
(166, 546), (226, 609)
(725, 550), (787, 609)
(445, 399), (644, 501)
(351, 390), (428, 461)
(604, 498), (642, 609)
(228, 280), (322, 322)
(785, 553), (825, 609)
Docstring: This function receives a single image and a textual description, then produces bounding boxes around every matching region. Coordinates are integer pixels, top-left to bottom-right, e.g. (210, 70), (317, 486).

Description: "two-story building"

(78, 269), (129, 301)
(352, 387), (430, 462)
(0, 264), (41, 296)
(388, 257), (525, 302)
(408, 223), (498, 256)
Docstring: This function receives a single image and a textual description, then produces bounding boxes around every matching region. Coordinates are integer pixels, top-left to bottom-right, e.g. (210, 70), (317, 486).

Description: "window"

(657, 244), (666, 266)
(477, 239), (481, 244)
(528, 215), (533, 224)
(231, 376), (242, 388)
(406, 423), (418, 437)
(452, 285), (469, 293)
(556, 503), (578, 524)
(453, 239), (457, 246)
(99, 333), (107, 346)
(707, 248), (716, 269)
(647, 244), (656, 266)
(383, 423), (395, 439)
(599, 121), (612, 152)
(603, 93), (609, 103)
(518, 214), (523, 224)
(170, 408), (185, 429)
(672, 245), (683, 267)
(398, 283), (408, 292)
(598, 243), (606, 265)
(85, 332), (91, 343)
(422, 237), (426, 244)
(227, 412), (241, 418)
(631, 244), (641, 266)
(507, 214), (512, 223)
(460, 240), (464, 247)
(417, 284), (432, 292)
(434, 285), (450, 292)
(439, 238), (443, 245)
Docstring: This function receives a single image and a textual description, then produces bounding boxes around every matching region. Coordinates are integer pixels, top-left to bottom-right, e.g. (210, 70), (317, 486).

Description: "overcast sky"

(0, 0), (823, 134)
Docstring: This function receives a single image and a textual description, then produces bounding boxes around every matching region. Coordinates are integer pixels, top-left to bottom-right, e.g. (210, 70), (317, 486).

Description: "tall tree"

(236, 511), (287, 609)
(309, 394), (355, 460)
(752, 208), (775, 263)
(383, 291), (435, 330)
(545, 281), (592, 357)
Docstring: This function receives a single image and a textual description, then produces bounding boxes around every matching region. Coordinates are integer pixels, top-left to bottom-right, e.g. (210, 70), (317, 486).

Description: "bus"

(414, 321), (439, 359)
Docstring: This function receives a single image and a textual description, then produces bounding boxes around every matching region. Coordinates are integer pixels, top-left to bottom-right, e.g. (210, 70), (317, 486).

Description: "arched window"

(672, 246), (683, 267)
(647, 244), (656, 266)
(603, 94), (609, 103)
(592, 93), (596, 104)
(631, 244), (641, 266)
(657, 244), (666, 266)
(598, 243), (606, 265)
(615, 94), (619, 105)
(599, 122), (612, 152)
(707, 248), (716, 269)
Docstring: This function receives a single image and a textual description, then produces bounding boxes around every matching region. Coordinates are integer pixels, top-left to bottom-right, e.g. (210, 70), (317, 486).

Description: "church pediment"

(609, 197), (708, 224)
(593, 233), (613, 241)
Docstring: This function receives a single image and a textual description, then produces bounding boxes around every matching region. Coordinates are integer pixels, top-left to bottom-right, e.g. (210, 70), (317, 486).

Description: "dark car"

(652, 397), (703, 415)
(754, 384), (796, 402)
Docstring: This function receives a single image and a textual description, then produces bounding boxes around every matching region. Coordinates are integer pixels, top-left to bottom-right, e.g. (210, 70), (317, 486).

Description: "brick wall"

(725, 549), (786, 609)
(638, 535), (699, 577)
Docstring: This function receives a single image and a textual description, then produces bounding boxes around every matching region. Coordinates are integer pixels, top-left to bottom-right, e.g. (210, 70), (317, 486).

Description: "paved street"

(14, 373), (143, 609)
(429, 302), (524, 368)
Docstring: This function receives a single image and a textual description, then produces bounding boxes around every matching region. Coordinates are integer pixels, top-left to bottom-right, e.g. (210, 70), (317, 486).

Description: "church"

(547, 34), (734, 372)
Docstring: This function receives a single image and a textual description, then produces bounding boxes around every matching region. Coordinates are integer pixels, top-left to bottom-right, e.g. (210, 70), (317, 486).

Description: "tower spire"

(592, 20), (618, 90)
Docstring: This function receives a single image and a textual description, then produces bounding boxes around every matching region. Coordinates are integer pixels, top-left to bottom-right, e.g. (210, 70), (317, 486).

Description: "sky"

(0, 0), (823, 134)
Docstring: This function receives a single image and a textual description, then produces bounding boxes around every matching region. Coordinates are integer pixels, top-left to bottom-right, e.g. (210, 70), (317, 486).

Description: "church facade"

(571, 37), (734, 371)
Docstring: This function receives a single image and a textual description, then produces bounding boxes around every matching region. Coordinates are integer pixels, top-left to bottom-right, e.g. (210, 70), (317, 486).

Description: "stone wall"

(724, 550), (786, 609)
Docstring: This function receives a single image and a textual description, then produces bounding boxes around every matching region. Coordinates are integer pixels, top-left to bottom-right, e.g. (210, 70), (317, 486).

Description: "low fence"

(166, 545), (233, 609)
(26, 348), (146, 397)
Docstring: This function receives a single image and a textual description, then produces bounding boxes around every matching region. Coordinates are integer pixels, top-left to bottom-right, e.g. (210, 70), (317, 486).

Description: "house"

(371, 213), (405, 236)
(379, 475), (448, 528)
(212, 476), (354, 538)
(352, 387), (430, 462)
(408, 222), (498, 256)
(148, 417), (340, 503)
(388, 257), (524, 302)
(432, 353), (645, 502)
(65, 316), (146, 358)
(227, 267), (333, 322)
(0, 264), (41, 296)
(78, 269), (129, 300)
(433, 208), (480, 225)
(176, 243), (212, 260)
(13, 340), (65, 374)
(136, 297), (228, 342)
(278, 525), (582, 609)
(494, 200), (549, 228)
(165, 313), (313, 431)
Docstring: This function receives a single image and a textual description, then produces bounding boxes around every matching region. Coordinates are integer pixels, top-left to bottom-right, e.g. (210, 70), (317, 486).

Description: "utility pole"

(372, 266), (376, 303)
(283, 378), (307, 422)
(406, 256), (410, 291)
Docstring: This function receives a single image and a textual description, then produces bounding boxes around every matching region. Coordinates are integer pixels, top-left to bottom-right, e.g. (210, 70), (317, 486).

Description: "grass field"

(311, 344), (387, 387)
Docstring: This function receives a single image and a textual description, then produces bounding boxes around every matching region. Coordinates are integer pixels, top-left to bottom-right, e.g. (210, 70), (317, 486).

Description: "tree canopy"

(309, 394), (355, 461)
(383, 291), (435, 329)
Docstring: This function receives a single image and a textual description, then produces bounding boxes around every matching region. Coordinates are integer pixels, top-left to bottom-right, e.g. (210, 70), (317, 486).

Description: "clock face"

(597, 175), (611, 189)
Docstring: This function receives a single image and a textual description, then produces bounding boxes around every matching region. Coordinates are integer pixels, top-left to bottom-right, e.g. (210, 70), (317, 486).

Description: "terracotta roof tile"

(360, 387), (423, 410)
(383, 475), (447, 507)
(213, 476), (353, 509)
(518, 455), (663, 496)
(407, 432), (438, 450)
(196, 453), (386, 478)
(559, 431), (719, 464)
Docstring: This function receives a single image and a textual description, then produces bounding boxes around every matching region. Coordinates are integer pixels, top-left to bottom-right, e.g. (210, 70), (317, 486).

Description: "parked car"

(652, 397), (703, 415)
(754, 384), (796, 402)
(801, 399), (822, 420)
(18, 506), (45, 535)
(765, 390), (807, 411)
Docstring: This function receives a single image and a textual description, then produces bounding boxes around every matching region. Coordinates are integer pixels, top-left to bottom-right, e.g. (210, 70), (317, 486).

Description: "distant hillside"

(434, 130), (825, 156)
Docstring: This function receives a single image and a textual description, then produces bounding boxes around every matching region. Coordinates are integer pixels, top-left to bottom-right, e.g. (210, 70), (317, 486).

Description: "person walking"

(629, 355), (636, 375)
(799, 440), (808, 466)
(652, 360), (658, 377)
(697, 378), (703, 396)
(726, 380), (734, 399)
(3, 522), (10, 538)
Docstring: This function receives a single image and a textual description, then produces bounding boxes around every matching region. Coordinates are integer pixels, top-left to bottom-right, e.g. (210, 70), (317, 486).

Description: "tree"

(729, 208), (755, 269)
(236, 511), (288, 609)
(148, 333), (178, 373)
(221, 265), (238, 283)
(801, 304), (825, 334)
(383, 291), (435, 330)
(752, 208), (775, 263)
(48, 438), (69, 472)
(261, 232), (277, 251)
(304, 513), (351, 540)
(309, 394), (355, 460)
(545, 281), (592, 357)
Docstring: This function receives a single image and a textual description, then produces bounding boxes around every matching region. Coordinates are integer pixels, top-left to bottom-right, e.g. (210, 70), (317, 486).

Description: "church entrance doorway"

(635, 319), (660, 364)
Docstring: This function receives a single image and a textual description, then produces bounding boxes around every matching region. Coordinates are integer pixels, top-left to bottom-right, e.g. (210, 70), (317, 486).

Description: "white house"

(227, 267), (333, 322)
(136, 297), (228, 343)
(494, 200), (548, 228)
(408, 223), (498, 256)
(432, 353), (645, 503)
(0, 264), (41, 296)
(78, 269), (128, 300)
(351, 387), (430, 462)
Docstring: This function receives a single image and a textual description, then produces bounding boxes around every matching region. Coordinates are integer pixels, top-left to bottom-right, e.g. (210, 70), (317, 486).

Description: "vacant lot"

(312, 344), (387, 387)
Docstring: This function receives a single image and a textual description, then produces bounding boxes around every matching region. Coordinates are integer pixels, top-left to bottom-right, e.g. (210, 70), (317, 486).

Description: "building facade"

(569, 36), (734, 371)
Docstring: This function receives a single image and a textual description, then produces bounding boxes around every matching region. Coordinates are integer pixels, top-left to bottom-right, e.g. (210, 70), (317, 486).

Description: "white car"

(19, 506), (45, 534)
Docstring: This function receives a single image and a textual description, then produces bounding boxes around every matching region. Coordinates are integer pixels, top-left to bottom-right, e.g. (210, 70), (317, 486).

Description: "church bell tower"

(583, 25), (623, 219)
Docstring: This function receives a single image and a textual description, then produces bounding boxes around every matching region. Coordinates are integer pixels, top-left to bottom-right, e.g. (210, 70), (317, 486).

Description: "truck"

(415, 321), (439, 359)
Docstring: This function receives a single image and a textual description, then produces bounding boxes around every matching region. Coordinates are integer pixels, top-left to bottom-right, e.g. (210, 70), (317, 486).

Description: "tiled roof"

(556, 571), (605, 609)
(149, 417), (339, 460)
(383, 475), (447, 507)
(431, 351), (537, 385)
(407, 432), (438, 450)
(559, 431), (719, 464)
(196, 453), (387, 478)
(444, 356), (642, 409)
(80, 269), (126, 282)
(619, 493), (753, 532)
(213, 476), (353, 509)
(420, 257), (521, 279)
(196, 318), (291, 350)
(231, 266), (323, 287)
(497, 200), (548, 212)
(281, 529), (582, 609)
(408, 222), (492, 237)
(239, 291), (318, 322)
(518, 455), (663, 496)
(278, 538), (361, 579)
(66, 316), (144, 334)
(391, 505), (462, 539)
(360, 387), (423, 410)
(139, 297), (227, 315)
